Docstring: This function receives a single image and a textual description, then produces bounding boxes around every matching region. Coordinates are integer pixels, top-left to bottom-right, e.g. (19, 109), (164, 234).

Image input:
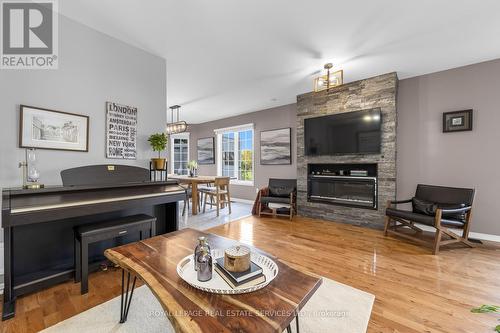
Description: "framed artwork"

(106, 102), (138, 159)
(260, 127), (292, 165)
(19, 105), (89, 152)
(443, 110), (473, 133)
(197, 137), (215, 164)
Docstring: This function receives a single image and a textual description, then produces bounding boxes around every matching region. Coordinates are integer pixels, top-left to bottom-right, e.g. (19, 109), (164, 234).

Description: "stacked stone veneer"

(296, 72), (398, 229)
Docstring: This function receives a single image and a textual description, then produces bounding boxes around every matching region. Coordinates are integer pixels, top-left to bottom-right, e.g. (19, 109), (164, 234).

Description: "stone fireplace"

(296, 72), (397, 228)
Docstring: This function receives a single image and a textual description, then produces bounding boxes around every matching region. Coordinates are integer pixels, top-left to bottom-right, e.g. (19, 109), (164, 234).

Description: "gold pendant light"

(314, 63), (343, 92)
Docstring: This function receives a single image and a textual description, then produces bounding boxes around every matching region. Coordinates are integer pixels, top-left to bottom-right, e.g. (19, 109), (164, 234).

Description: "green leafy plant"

(148, 133), (168, 158)
(187, 160), (198, 170)
(471, 305), (500, 332)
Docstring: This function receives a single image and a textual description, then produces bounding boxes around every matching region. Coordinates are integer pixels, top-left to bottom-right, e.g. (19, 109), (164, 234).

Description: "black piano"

(1, 165), (185, 320)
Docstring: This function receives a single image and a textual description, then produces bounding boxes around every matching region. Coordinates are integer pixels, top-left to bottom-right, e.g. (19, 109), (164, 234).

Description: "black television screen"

(304, 108), (382, 155)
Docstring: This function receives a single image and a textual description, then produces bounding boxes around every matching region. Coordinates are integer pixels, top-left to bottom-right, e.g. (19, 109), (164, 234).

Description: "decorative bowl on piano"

(176, 248), (278, 294)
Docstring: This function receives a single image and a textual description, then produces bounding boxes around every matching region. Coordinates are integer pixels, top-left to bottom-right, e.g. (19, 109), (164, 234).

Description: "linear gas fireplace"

(307, 163), (378, 209)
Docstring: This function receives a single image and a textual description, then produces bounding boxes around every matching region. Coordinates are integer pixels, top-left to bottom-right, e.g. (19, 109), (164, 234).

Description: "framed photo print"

(19, 105), (89, 152)
(197, 137), (215, 164)
(260, 127), (292, 165)
(443, 110), (473, 133)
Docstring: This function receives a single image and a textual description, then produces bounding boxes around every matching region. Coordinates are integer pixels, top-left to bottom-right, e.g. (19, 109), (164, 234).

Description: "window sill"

(230, 180), (254, 187)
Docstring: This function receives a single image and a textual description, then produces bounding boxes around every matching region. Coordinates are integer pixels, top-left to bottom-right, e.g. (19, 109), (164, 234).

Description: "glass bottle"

(196, 247), (213, 282)
(194, 236), (210, 271)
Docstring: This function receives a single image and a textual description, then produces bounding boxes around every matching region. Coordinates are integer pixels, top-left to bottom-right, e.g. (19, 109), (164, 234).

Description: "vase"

(151, 158), (166, 170)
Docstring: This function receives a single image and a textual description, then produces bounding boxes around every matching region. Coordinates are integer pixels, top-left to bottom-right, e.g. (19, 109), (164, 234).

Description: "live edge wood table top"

(104, 228), (322, 333)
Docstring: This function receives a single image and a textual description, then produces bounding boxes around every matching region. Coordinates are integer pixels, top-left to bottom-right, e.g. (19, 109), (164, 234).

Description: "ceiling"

(59, 0), (500, 124)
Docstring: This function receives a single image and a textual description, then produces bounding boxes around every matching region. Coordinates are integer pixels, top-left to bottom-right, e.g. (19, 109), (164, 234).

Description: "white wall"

(0, 13), (167, 260)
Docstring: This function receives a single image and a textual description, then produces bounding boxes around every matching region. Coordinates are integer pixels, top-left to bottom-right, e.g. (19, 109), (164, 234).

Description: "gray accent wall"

(186, 104), (297, 201)
(0, 14), (167, 246)
(398, 58), (500, 236)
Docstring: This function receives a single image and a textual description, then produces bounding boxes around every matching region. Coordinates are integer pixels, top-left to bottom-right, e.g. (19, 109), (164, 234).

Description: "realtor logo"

(1, 0), (58, 69)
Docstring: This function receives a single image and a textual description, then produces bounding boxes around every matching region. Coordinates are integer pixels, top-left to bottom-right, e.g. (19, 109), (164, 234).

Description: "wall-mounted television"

(304, 108), (382, 156)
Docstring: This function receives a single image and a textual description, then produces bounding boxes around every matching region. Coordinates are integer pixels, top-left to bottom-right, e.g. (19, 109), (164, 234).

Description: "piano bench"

(74, 214), (157, 295)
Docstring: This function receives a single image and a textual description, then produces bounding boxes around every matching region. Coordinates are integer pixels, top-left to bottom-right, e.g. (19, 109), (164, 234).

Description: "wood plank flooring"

(1, 215), (500, 333)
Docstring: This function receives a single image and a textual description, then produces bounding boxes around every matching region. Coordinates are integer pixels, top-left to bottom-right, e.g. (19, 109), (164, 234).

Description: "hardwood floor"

(1, 215), (500, 332)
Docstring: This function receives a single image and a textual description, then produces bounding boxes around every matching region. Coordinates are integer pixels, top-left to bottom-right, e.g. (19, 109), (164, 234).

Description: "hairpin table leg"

(285, 312), (300, 333)
(119, 269), (137, 323)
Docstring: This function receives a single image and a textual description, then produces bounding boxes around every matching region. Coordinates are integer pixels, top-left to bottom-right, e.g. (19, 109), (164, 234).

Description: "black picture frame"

(443, 110), (473, 133)
(197, 137), (215, 164)
(19, 105), (90, 152)
(260, 127), (292, 165)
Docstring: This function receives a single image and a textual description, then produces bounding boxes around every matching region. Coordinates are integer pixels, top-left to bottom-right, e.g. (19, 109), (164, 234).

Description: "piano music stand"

(150, 161), (167, 181)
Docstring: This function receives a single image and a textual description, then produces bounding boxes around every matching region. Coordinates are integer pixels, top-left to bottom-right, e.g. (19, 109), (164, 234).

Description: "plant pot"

(151, 158), (166, 170)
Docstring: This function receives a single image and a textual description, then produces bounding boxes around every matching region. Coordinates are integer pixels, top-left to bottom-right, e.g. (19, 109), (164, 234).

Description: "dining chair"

(198, 177), (231, 217)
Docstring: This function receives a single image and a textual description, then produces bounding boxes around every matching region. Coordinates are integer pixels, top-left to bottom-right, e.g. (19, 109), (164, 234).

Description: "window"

(215, 124), (254, 185)
(170, 133), (189, 175)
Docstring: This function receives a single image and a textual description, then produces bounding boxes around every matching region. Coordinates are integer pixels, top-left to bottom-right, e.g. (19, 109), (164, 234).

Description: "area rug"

(41, 277), (374, 333)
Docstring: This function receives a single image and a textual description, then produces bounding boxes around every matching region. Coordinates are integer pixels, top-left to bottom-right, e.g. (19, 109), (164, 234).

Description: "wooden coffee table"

(104, 228), (322, 333)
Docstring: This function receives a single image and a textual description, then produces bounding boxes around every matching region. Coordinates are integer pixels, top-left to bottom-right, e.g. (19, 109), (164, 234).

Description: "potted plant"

(187, 160), (198, 177)
(148, 133), (168, 170)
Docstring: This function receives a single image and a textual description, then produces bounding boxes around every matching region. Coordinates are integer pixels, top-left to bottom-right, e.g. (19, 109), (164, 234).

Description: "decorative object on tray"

(443, 109), (473, 133)
(176, 248), (278, 294)
(260, 127), (292, 165)
(187, 160), (198, 177)
(106, 102), (138, 159)
(214, 256), (264, 289)
(19, 105), (89, 152)
(224, 245), (250, 272)
(197, 137), (215, 164)
(196, 247), (213, 282)
(148, 133), (168, 170)
(193, 236), (210, 271)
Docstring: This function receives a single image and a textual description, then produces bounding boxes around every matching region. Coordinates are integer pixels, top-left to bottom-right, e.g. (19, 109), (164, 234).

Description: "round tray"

(176, 249), (278, 294)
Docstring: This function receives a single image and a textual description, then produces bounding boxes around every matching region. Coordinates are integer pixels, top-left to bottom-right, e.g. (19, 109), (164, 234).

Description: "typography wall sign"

(106, 102), (138, 160)
(1, 0), (58, 69)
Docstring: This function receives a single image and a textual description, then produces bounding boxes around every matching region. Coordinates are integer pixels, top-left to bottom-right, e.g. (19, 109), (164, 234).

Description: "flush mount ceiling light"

(313, 63), (343, 92)
(165, 105), (188, 135)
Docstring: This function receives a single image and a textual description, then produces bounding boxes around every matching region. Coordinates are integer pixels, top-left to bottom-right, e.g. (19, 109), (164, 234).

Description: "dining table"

(168, 174), (216, 215)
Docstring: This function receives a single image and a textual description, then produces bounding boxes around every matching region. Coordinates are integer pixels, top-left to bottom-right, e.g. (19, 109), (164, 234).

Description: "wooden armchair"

(257, 178), (297, 220)
(384, 184), (475, 254)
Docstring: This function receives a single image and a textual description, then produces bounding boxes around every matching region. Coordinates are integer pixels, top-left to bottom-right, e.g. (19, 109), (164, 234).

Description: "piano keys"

(1, 165), (185, 320)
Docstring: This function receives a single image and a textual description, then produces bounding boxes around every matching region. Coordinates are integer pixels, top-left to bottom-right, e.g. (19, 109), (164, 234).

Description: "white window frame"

(170, 132), (190, 175)
(215, 123), (254, 186)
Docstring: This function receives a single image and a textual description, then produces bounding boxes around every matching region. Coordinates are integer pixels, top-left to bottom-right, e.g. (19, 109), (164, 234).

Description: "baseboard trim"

(415, 224), (500, 243)
(231, 198), (254, 205)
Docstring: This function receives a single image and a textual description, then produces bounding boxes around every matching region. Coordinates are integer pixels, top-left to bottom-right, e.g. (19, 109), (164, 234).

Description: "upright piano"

(1, 165), (185, 320)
